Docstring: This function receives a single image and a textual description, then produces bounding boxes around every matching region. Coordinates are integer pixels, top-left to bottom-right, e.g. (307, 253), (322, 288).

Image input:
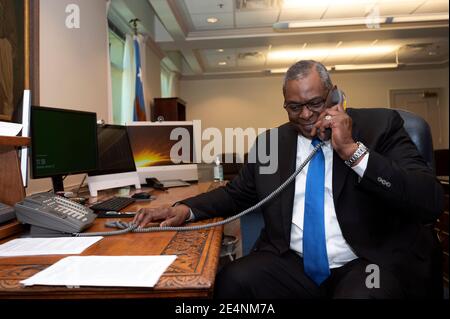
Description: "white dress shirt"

(290, 135), (369, 268)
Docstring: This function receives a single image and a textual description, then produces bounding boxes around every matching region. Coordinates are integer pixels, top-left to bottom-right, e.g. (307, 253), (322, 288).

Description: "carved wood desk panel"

(0, 183), (223, 299)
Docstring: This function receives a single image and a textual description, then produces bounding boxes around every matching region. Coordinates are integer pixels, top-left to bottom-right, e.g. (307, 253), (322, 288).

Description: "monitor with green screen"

(30, 106), (98, 192)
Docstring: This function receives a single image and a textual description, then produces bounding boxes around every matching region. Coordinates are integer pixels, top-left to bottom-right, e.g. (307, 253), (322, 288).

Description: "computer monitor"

(30, 106), (98, 192)
(126, 121), (199, 184)
(87, 124), (141, 197)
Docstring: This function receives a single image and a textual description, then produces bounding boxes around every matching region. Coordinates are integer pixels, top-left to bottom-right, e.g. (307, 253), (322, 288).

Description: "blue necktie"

(303, 138), (330, 285)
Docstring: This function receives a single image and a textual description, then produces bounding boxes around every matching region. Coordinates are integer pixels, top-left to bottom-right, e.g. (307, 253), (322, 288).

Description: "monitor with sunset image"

(126, 121), (199, 184)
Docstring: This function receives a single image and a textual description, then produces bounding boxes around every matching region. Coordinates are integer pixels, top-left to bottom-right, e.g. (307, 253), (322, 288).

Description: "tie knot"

(311, 138), (322, 147)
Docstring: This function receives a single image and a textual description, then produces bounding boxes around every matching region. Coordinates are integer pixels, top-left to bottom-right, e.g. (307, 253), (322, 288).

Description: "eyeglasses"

(284, 90), (330, 114)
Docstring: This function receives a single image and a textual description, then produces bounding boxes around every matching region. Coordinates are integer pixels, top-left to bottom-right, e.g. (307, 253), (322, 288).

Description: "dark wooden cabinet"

(152, 97), (186, 121)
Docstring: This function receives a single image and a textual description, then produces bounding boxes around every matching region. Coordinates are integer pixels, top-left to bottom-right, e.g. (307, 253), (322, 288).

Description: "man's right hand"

(132, 204), (191, 228)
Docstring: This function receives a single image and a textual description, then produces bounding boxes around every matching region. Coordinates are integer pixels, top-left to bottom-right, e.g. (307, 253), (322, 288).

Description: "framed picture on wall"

(0, 0), (39, 122)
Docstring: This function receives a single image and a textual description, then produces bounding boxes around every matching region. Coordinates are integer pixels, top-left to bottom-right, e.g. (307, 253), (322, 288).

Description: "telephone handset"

(15, 193), (97, 237)
(326, 86), (346, 110)
(321, 86), (346, 141)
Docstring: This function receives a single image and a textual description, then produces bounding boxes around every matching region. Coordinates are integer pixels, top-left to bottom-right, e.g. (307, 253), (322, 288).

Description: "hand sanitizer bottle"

(213, 156), (224, 182)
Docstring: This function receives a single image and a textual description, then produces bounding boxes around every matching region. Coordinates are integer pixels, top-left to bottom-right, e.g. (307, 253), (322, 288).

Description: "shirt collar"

(297, 134), (331, 149)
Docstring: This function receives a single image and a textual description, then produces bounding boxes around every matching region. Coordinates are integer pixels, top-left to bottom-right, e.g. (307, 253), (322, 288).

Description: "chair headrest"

(394, 109), (435, 171)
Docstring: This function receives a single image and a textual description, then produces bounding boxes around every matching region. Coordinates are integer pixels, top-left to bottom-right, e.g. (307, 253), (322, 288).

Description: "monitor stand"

(87, 171), (141, 197)
(51, 176), (64, 193)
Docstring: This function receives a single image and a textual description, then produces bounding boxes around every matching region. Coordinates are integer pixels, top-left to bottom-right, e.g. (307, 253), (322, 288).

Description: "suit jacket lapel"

(279, 124), (298, 244)
(332, 151), (350, 202)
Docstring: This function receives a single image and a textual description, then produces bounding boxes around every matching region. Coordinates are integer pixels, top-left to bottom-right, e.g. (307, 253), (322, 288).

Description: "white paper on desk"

(0, 237), (103, 257)
(0, 121), (22, 136)
(20, 255), (177, 288)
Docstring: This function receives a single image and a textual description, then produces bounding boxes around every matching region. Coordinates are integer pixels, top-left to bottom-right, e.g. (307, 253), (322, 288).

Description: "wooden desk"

(0, 183), (223, 299)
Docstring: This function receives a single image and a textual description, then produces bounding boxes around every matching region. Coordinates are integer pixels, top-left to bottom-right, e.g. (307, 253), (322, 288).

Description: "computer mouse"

(131, 192), (151, 199)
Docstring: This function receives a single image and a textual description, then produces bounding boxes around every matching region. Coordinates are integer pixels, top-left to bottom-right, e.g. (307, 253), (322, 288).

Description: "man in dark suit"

(134, 60), (443, 299)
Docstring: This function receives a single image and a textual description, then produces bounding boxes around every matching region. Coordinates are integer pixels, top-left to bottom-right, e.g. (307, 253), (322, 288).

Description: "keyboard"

(89, 197), (136, 212)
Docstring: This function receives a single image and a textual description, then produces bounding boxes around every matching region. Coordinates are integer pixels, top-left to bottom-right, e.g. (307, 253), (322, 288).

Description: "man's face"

(283, 70), (329, 139)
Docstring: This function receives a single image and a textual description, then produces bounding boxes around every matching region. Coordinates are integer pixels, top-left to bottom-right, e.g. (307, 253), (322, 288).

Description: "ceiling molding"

(157, 26), (449, 51)
(149, 0), (187, 40)
(166, 0), (190, 37)
(180, 48), (203, 74)
(180, 60), (449, 81)
(145, 35), (166, 61)
(150, 0), (203, 74)
(108, 2), (134, 35)
(185, 21), (449, 41)
(161, 56), (181, 74)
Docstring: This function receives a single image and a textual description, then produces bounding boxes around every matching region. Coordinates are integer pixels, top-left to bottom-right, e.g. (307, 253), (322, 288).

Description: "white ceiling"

(178, 0), (448, 29)
(116, 0), (449, 78)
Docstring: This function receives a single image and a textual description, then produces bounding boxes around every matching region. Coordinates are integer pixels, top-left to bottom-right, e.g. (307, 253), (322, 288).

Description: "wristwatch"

(345, 142), (369, 167)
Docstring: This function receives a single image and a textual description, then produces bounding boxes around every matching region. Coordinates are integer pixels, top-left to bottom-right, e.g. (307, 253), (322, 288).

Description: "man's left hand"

(311, 103), (358, 161)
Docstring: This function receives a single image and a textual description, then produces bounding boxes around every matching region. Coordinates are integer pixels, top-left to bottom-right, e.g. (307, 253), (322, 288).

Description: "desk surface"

(0, 182), (223, 299)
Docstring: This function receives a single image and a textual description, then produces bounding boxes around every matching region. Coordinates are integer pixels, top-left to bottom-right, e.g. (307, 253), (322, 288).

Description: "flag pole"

(128, 18), (146, 121)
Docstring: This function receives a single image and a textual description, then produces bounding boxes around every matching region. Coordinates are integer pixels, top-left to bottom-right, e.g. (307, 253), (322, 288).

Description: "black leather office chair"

(240, 108), (437, 256)
(395, 109), (435, 172)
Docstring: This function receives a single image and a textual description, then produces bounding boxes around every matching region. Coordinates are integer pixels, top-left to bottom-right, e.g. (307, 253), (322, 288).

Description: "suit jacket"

(182, 108), (444, 298)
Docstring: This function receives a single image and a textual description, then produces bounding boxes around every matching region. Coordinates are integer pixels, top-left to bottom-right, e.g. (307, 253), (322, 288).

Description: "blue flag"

(133, 37), (146, 121)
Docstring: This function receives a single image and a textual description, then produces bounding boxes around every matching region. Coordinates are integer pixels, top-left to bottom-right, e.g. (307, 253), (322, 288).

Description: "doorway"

(390, 88), (444, 149)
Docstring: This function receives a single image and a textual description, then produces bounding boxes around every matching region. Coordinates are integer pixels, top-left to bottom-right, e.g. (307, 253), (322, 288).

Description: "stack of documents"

(0, 121), (22, 136)
(20, 255), (177, 288)
(0, 237), (176, 288)
(0, 237), (103, 256)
